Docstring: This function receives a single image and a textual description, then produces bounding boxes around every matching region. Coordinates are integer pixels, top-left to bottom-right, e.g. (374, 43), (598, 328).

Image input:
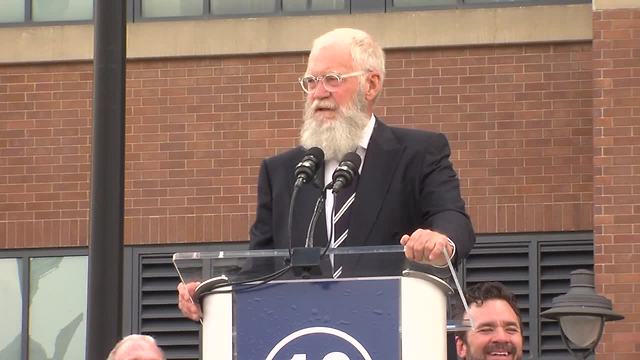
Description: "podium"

(173, 245), (469, 360)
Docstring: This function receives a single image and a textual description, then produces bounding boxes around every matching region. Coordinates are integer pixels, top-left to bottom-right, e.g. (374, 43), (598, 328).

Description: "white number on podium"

(290, 352), (350, 360)
(323, 352), (350, 360)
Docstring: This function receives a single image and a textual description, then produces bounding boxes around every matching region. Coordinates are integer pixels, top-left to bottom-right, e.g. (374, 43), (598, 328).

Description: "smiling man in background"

(456, 282), (524, 360)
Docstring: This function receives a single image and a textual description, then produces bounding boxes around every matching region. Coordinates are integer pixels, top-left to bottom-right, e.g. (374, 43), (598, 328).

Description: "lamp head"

(541, 269), (624, 351)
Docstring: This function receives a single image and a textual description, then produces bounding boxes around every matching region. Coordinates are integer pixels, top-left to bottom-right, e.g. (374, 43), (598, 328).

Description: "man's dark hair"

(455, 282), (522, 341)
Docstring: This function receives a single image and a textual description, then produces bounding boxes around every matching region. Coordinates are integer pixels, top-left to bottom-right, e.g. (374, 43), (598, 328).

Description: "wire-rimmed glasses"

(298, 71), (366, 94)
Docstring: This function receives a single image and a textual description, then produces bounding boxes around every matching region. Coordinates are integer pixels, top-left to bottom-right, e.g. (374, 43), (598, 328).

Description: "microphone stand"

(305, 185), (328, 248)
(287, 184), (301, 259)
(291, 183), (331, 278)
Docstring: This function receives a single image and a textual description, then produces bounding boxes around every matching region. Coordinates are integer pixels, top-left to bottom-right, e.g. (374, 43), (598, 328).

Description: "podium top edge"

(172, 245), (405, 261)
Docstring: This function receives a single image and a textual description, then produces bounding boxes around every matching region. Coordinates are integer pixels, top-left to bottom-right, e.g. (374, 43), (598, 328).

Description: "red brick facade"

(592, 7), (640, 359)
(0, 43), (594, 247)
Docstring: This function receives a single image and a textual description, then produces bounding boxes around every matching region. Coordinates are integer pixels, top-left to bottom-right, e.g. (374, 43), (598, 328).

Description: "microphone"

(294, 147), (324, 188)
(331, 152), (361, 193)
(287, 147), (324, 278)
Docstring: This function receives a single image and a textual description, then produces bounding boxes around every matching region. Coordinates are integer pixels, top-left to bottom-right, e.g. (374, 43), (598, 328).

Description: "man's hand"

(400, 228), (454, 266)
(177, 281), (202, 321)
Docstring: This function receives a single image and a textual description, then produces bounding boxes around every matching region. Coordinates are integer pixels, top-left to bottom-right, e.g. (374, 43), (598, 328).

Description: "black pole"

(86, 0), (126, 358)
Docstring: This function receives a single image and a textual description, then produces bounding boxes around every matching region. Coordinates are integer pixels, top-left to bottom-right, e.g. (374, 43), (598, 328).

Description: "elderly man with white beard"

(455, 282), (524, 360)
(178, 27), (475, 322)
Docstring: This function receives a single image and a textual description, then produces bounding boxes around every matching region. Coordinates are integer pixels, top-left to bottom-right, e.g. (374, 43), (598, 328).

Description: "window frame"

(0, 247), (88, 360)
(0, 0), (590, 26)
(385, 0), (589, 12)
(130, 0), (591, 22)
(0, 0), (95, 27)
(131, 0), (352, 22)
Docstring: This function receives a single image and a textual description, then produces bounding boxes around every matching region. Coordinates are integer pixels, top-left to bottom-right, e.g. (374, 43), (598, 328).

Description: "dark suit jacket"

(249, 118), (475, 276)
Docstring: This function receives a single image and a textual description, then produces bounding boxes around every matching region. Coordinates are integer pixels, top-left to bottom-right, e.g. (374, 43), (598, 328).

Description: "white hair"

(107, 334), (165, 360)
(311, 28), (386, 87)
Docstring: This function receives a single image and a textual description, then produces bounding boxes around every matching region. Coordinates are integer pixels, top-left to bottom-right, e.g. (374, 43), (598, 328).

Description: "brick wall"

(381, 44), (593, 234)
(0, 64), (92, 247)
(0, 42), (593, 247)
(593, 7), (640, 359)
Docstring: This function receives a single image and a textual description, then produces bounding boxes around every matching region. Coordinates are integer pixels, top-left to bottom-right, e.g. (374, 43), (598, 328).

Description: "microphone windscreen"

(331, 151), (362, 193)
(294, 147), (325, 187)
(342, 151), (361, 169)
(306, 147), (325, 163)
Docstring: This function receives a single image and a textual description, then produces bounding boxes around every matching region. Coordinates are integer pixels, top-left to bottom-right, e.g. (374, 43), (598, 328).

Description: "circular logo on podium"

(265, 326), (373, 360)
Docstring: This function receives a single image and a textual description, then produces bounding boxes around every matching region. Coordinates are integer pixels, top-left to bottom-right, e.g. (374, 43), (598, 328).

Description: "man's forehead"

(117, 341), (162, 359)
(307, 43), (354, 73)
(466, 299), (520, 324)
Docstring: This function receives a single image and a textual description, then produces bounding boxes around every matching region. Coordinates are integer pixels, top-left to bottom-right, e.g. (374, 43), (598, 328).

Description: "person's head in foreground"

(299, 27), (384, 161)
(107, 334), (165, 360)
(456, 282), (524, 360)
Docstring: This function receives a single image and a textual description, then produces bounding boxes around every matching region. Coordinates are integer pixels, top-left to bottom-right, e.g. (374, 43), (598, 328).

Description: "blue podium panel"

(234, 278), (400, 360)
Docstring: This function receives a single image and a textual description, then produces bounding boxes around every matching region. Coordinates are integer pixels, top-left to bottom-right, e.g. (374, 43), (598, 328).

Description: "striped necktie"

(331, 172), (359, 278)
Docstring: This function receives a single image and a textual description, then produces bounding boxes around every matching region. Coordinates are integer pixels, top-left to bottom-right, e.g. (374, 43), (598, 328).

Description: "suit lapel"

(349, 119), (403, 246)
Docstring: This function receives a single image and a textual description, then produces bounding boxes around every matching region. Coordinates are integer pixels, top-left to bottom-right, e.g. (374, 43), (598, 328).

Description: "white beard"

(299, 90), (370, 161)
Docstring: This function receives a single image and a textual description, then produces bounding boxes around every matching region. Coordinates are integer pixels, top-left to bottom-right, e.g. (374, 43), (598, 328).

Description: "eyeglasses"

(298, 71), (366, 94)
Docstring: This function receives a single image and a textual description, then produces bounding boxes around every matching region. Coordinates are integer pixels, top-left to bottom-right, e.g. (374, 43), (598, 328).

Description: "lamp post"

(540, 269), (624, 360)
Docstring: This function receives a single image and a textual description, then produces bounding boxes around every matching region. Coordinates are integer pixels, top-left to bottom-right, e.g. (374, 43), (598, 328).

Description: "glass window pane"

(211, 0), (277, 15)
(284, 0), (346, 11)
(0, 259), (22, 359)
(0, 0), (24, 23)
(392, 0), (457, 7)
(141, 0), (204, 18)
(32, 0), (93, 22)
(29, 256), (87, 360)
(465, 0), (524, 3)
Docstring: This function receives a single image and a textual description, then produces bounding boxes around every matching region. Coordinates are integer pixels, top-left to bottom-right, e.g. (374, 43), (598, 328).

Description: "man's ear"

(455, 335), (467, 359)
(364, 72), (381, 101)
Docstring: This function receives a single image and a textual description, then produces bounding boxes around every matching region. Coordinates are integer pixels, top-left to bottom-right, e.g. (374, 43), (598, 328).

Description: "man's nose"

(492, 327), (510, 342)
(310, 80), (331, 99)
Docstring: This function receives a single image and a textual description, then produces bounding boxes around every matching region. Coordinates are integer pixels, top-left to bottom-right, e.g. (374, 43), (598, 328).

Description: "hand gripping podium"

(173, 245), (470, 360)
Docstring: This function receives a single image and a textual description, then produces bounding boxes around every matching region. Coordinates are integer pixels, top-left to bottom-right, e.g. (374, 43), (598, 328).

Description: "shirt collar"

(358, 114), (376, 151)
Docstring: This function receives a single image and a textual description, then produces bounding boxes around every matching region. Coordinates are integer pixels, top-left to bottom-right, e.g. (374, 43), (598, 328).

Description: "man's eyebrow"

(502, 320), (521, 328)
(473, 320), (521, 329)
(474, 320), (498, 328)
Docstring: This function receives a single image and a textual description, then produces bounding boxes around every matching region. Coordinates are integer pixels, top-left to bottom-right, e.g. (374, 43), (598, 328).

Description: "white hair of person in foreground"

(107, 334), (165, 360)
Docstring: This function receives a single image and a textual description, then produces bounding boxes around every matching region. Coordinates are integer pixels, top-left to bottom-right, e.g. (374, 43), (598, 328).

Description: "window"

(32, 0), (93, 22)
(141, 0), (204, 18)
(0, 250), (88, 360)
(464, 0), (545, 3)
(0, 0), (93, 24)
(211, 0), (277, 16)
(0, 0), (25, 23)
(283, 0), (347, 12)
(0, 0), (588, 24)
(388, 0), (587, 8)
(392, 0), (456, 8)
(131, 0), (587, 20)
(135, 0), (348, 19)
(0, 258), (23, 359)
